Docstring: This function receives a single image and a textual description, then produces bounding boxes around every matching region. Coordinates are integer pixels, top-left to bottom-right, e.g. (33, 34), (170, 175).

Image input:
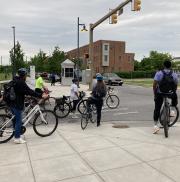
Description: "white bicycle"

(0, 99), (58, 144)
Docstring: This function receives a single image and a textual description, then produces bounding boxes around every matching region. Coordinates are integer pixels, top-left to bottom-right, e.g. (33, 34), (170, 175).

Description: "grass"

(0, 73), (11, 81)
(124, 78), (153, 87)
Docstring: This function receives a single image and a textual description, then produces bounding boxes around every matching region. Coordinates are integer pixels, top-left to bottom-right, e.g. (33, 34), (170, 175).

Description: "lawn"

(124, 78), (153, 87)
(0, 73), (11, 81)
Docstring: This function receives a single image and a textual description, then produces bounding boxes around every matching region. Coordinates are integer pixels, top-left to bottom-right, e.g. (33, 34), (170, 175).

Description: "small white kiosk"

(61, 59), (74, 85)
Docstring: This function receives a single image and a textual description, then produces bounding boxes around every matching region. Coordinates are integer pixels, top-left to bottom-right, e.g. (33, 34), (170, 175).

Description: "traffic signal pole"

(88, 0), (133, 89)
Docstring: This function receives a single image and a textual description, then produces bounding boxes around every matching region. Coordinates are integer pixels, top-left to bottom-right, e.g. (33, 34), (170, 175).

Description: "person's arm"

(153, 80), (158, 96)
(23, 82), (42, 98)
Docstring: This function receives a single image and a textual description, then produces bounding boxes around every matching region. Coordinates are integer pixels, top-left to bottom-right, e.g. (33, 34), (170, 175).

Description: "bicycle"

(77, 87), (119, 114)
(54, 91), (86, 118)
(81, 102), (97, 130)
(159, 97), (179, 127)
(0, 98), (58, 144)
(159, 93), (174, 138)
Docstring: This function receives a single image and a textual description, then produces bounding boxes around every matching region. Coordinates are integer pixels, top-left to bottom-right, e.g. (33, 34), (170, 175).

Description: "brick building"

(67, 40), (134, 73)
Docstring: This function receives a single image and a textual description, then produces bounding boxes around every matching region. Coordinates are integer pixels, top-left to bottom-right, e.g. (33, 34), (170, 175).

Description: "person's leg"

(11, 108), (24, 140)
(153, 93), (163, 133)
(72, 100), (79, 118)
(95, 99), (103, 127)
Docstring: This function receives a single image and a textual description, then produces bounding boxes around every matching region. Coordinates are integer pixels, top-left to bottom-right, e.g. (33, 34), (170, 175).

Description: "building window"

(119, 56), (121, 61)
(104, 55), (108, 62)
(104, 45), (109, 51)
(65, 68), (73, 77)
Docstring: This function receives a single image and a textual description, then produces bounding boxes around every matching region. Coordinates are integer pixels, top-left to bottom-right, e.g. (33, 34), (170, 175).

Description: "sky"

(0, 0), (180, 65)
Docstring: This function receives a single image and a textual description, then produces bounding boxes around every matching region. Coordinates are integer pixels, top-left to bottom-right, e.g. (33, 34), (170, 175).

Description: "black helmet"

(18, 68), (27, 77)
(72, 78), (78, 83)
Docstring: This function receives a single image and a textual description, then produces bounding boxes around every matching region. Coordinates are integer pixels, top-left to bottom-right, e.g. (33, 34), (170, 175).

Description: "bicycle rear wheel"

(81, 112), (89, 130)
(33, 110), (58, 137)
(54, 103), (70, 118)
(160, 106), (179, 127)
(106, 95), (120, 109)
(0, 114), (14, 143)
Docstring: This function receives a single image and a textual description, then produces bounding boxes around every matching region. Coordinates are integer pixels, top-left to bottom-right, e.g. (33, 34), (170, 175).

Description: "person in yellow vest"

(35, 73), (47, 94)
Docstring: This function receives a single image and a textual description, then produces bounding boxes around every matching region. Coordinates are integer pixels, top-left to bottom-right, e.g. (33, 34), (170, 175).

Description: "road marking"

(102, 108), (128, 112)
(113, 111), (139, 116)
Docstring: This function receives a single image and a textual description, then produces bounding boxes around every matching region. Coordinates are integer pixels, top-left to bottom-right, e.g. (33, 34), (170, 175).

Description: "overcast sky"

(0, 0), (180, 65)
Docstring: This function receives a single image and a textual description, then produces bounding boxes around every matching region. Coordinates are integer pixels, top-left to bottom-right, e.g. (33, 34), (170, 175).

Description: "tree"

(9, 41), (25, 72)
(29, 50), (47, 72)
(139, 51), (172, 71)
(47, 46), (66, 73)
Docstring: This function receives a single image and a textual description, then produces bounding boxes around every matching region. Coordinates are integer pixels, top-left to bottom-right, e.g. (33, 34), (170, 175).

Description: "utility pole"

(88, 0), (139, 89)
(12, 26), (16, 78)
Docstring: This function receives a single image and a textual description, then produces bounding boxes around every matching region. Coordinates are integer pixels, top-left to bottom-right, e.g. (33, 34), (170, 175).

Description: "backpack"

(92, 85), (106, 99)
(158, 70), (176, 93)
(3, 80), (16, 104)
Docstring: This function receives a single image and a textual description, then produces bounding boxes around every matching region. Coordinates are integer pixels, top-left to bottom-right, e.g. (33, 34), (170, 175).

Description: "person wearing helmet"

(10, 68), (48, 144)
(70, 78), (79, 118)
(87, 74), (107, 127)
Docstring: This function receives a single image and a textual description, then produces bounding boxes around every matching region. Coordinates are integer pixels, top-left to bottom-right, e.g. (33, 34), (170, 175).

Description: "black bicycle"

(81, 103), (97, 130)
(54, 91), (86, 118)
(77, 87), (119, 115)
(159, 93), (176, 138)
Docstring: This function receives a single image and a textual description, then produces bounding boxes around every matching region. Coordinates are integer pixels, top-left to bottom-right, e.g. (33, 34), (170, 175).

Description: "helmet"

(72, 78), (78, 83)
(96, 73), (101, 77)
(17, 68), (27, 77)
(96, 75), (103, 81)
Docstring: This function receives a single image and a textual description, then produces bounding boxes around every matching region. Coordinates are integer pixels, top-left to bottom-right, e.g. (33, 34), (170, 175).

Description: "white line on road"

(102, 108), (128, 112)
(113, 111), (139, 116)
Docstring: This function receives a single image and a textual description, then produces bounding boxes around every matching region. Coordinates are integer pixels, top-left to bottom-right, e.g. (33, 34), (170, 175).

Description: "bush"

(115, 71), (156, 79)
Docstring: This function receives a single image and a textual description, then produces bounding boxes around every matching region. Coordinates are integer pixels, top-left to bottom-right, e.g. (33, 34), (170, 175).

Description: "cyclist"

(87, 74), (107, 127)
(70, 78), (79, 119)
(35, 73), (47, 94)
(153, 60), (178, 134)
(10, 68), (48, 144)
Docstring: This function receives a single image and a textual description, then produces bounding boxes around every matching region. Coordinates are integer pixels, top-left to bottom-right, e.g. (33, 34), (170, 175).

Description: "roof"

(61, 59), (74, 66)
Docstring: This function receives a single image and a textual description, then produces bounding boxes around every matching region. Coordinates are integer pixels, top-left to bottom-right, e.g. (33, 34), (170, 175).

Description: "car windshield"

(109, 73), (119, 78)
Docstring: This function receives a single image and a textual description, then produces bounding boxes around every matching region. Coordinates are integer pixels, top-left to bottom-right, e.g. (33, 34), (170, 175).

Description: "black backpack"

(93, 86), (106, 99)
(158, 70), (176, 93)
(3, 80), (16, 104)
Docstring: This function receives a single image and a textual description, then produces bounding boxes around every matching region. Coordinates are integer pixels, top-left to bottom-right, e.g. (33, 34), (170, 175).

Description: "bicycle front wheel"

(163, 107), (169, 138)
(0, 114), (14, 143)
(33, 110), (58, 137)
(106, 95), (120, 109)
(44, 97), (56, 110)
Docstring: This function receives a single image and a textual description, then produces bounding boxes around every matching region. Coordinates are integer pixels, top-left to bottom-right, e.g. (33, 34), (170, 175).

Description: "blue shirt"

(154, 69), (178, 93)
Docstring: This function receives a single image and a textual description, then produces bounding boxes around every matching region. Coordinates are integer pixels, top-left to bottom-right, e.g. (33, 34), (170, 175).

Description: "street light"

(12, 26), (16, 78)
(77, 17), (88, 86)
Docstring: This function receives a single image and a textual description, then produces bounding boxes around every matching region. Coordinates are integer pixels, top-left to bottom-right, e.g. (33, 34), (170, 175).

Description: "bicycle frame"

(0, 104), (46, 131)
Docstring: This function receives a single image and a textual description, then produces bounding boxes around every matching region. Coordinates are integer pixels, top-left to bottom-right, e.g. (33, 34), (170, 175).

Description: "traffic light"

(134, 0), (141, 11)
(111, 12), (118, 24)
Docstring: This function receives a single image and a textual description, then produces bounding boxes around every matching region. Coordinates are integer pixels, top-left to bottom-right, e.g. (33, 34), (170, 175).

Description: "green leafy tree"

(9, 41), (25, 72)
(47, 46), (66, 73)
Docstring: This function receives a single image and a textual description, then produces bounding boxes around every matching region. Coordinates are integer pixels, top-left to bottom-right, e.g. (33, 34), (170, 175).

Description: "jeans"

(11, 107), (22, 139)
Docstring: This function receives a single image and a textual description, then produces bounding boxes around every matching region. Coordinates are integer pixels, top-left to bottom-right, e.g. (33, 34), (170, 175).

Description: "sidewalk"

(1, 121), (180, 182)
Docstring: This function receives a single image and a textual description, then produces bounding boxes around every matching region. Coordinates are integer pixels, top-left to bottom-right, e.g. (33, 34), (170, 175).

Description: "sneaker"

(170, 110), (176, 117)
(153, 125), (160, 134)
(14, 138), (26, 144)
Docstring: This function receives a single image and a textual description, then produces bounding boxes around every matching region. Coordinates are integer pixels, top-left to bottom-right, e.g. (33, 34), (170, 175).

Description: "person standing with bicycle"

(8, 68), (48, 144)
(70, 78), (79, 119)
(87, 74), (107, 127)
(153, 60), (178, 134)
